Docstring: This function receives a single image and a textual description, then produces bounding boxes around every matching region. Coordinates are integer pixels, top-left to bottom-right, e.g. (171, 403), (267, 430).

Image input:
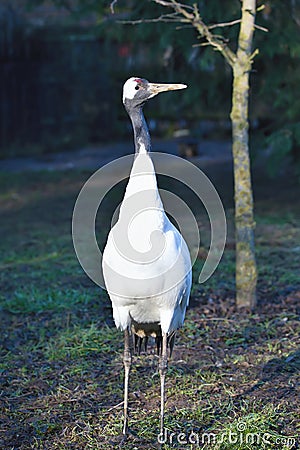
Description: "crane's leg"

(123, 328), (131, 435)
(159, 332), (168, 436)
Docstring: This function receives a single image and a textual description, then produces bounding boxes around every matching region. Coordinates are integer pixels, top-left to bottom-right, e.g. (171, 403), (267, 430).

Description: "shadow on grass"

(261, 348), (300, 380)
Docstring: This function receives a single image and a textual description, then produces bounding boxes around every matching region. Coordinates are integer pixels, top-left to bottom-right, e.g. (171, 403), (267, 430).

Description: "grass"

(45, 323), (121, 360)
(0, 167), (299, 449)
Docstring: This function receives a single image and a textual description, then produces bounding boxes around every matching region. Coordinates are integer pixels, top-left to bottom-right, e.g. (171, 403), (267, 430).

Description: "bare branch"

(164, 1), (237, 66)
(254, 23), (269, 32)
(175, 25), (195, 31)
(153, 0), (194, 11)
(192, 42), (211, 47)
(208, 19), (241, 30)
(116, 0), (238, 66)
(110, 0), (118, 14)
(256, 4), (265, 12)
(250, 48), (259, 61)
(119, 13), (183, 25)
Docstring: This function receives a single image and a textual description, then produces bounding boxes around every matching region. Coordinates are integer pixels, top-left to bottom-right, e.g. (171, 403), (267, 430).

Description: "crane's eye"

(135, 85), (140, 90)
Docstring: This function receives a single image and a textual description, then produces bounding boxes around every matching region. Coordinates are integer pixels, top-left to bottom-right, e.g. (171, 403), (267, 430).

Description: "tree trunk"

(146, 0), (259, 307)
(230, 0), (257, 308)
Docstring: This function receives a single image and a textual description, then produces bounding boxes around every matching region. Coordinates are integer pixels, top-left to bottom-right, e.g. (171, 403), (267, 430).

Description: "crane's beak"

(148, 82), (187, 97)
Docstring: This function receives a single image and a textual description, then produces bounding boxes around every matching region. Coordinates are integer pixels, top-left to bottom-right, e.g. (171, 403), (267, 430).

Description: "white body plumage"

(102, 151), (192, 334)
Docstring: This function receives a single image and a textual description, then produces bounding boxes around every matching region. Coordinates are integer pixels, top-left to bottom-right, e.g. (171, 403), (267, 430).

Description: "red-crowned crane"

(102, 77), (191, 436)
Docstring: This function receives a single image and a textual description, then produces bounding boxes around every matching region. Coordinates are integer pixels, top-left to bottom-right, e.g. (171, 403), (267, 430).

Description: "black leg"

(123, 328), (131, 435)
(168, 331), (176, 358)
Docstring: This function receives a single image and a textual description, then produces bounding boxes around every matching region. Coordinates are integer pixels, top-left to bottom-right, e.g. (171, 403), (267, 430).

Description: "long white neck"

(123, 152), (162, 206)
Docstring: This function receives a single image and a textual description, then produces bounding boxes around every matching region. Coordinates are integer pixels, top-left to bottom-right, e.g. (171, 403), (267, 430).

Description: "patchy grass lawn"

(0, 167), (299, 449)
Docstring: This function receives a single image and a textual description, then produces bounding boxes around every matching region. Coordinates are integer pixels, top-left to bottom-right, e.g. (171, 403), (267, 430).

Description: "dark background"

(0, 0), (299, 178)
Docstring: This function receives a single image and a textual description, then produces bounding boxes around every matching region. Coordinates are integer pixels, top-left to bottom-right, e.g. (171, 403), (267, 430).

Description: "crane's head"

(123, 77), (187, 110)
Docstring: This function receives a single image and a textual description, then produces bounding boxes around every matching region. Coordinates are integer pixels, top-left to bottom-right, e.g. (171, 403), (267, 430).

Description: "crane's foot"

(115, 427), (137, 448)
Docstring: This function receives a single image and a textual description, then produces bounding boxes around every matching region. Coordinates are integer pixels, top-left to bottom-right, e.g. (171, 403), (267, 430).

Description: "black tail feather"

(131, 321), (176, 356)
(144, 336), (148, 353)
(155, 332), (176, 356)
(156, 336), (162, 355)
(168, 332), (176, 358)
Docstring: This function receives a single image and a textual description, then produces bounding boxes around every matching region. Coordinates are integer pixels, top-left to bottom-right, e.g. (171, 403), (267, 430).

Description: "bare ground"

(0, 140), (299, 449)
